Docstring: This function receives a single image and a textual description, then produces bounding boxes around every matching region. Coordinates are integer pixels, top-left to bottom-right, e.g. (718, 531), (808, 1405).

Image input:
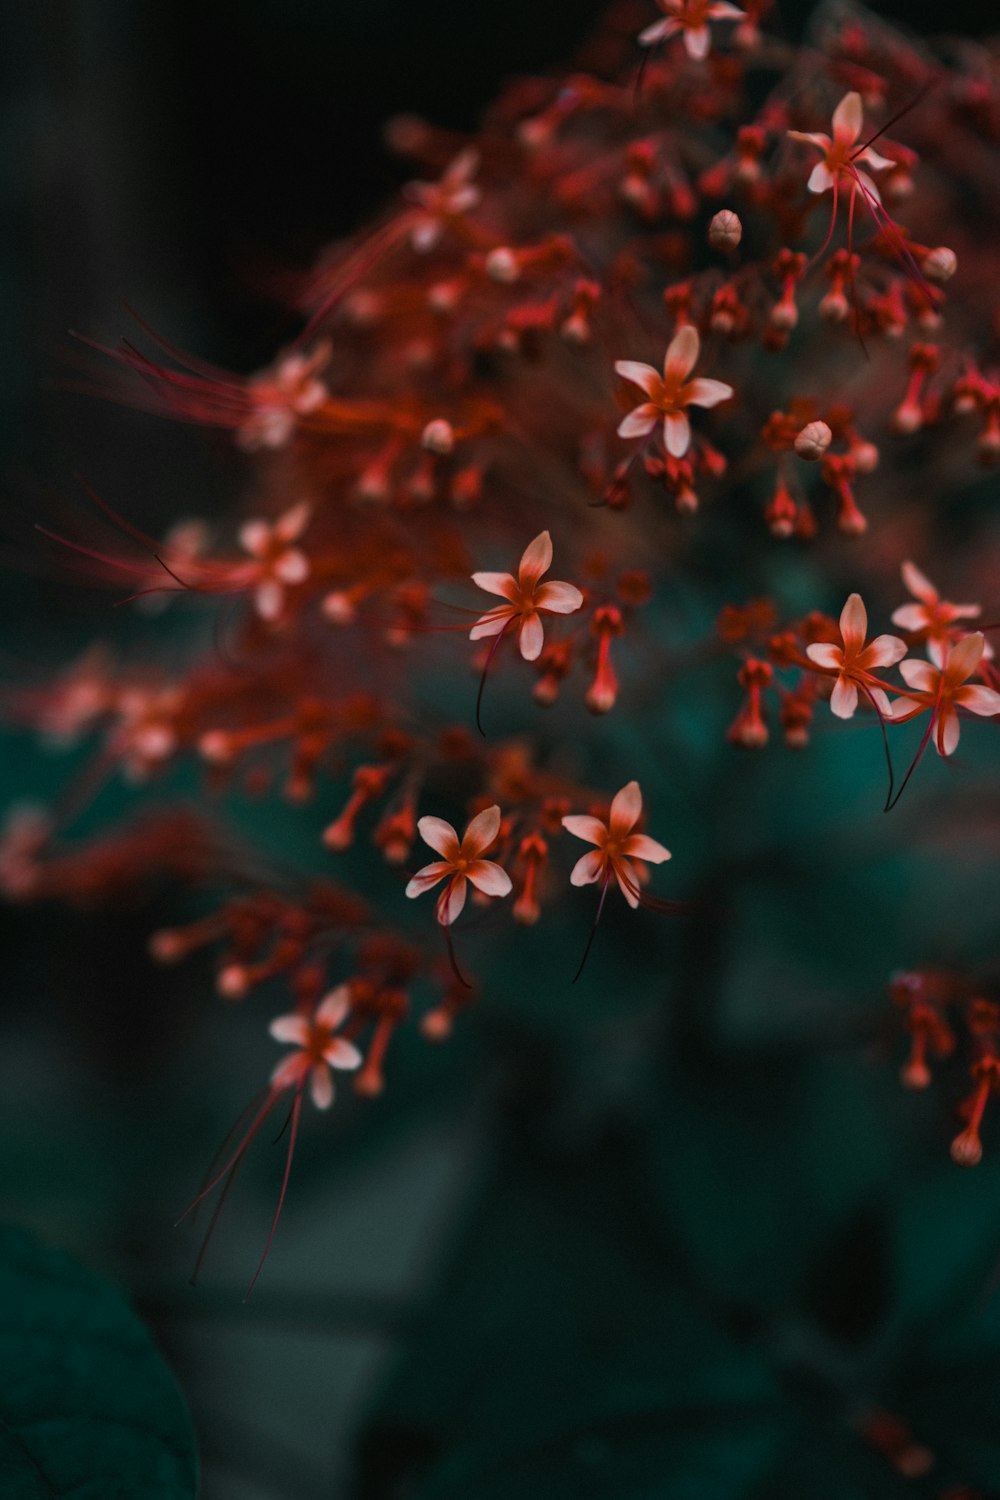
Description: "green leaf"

(0, 1228), (197, 1499)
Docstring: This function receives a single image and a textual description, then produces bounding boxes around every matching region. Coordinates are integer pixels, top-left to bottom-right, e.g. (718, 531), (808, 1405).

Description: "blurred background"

(3, 3), (1000, 1498)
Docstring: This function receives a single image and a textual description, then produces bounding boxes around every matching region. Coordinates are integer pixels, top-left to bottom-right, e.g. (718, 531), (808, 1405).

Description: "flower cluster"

(4, 0), (1000, 1278)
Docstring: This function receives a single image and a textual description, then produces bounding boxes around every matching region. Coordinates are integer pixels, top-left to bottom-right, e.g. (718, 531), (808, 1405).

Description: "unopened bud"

(421, 418), (455, 454)
(794, 420), (832, 461)
(708, 209), (742, 251)
(921, 246), (957, 284)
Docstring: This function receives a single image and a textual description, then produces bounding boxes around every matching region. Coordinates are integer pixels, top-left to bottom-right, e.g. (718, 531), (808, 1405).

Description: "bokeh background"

(3, 2), (1000, 1497)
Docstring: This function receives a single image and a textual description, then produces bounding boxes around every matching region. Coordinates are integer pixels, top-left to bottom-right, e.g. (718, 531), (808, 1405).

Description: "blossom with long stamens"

(470, 531), (583, 662)
(805, 593), (906, 718)
(891, 633), (1000, 756)
(639, 0), (746, 60)
(405, 805), (512, 924)
(891, 561), (983, 644)
(615, 326), (733, 459)
(238, 501), (312, 621)
(236, 345), (330, 451)
(788, 91), (893, 203)
(268, 987), (364, 1109)
(562, 780), (670, 908)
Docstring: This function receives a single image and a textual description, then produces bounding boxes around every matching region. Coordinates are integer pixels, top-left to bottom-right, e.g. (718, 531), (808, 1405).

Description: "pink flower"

(892, 633), (1000, 756)
(562, 780), (671, 908)
(238, 501), (312, 621)
(615, 325), (733, 458)
(405, 804), (512, 924)
(236, 345), (330, 451)
(470, 531), (583, 662)
(891, 560), (983, 643)
(806, 593), (906, 718)
(408, 149), (481, 253)
(639, 0), (746, 60)
(269, 987), (363, 1110)
(788, 91), (893, 203)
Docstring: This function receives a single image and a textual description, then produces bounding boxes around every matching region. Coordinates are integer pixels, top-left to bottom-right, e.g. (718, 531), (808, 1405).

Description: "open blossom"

(615, 325), (733, 459)
(562, 781), (670, 908)
(407, 149), (481, 252)
(238, 501), (312, 621)
(806, 593), (906, 718)
(405, 805), (512, 924)
(639, 0), (746, 60)
(470, 531), (583, 662)
(891, 633), (1000, 756)
(236, 345), (330, 451)
(269, 987), (363, 1109)
(788, 91), (893, 202)
(891, 561), (983, 643)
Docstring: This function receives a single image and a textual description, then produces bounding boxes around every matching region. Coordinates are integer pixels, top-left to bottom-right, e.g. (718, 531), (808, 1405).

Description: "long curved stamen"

(443, 907), (473, 990)
(573, 869), (613, 984)
(885, 680), (945, 812)
(475, 613), (516, 737)
(856, 679), (896, 808)
(245, 1084), (304, 1300)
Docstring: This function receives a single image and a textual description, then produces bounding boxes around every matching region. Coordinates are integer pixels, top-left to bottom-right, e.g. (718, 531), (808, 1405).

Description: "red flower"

(405, 805), (512, 924)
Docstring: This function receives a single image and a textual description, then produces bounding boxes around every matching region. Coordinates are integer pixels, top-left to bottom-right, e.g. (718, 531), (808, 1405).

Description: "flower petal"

(467, 859), (513, 897)
(663, 411), (691, 458)
(900, 560), (936, 604)
(955, 685), (1000, 716)
(664, 324), (699, 382)
(310, 1063), (334, 1110)
(684, 26), (711, 60)
(271, 1055), (306, 1092)
(276, 500), (311, 541)
(405, 861), (453, 898)
(945, 631), (985, 683)
(891, 604), (929, 631)
(570, 849), (605, 887)
(614, 862), (642, 907)
(862, 633), (907, 668)
(436, 875), (467, 925)
(269, 1014), (310, 1046)
(623, 833), (671, 863)
(638, 17), (678, 45)
(534, 581), (584, 614)
(806, 643), (844, 670)
(618, 406), (658, 440)
(462, 804), (502, 856)
(518, 530), (553, 588)
(899, 659), (937, 692)
(471, 571), (519, 600)
(807, 162), (835, 195)
(239, 519), (271, 558)
(323, 1038), (363, 1070)
(470, 608), (514, 641)
(830, 675), (859, 719)
(832, 91), (863, 146)
(683, 377), (733, 409)
(609, 780), (642, 837)
(417, 816), (461, 858)
(937, 705), (960, 757)
(561, 814), (607, 845)
(316, 986), (351, 1029)
(614, 360), (661, 397)
(839, 593), (867, 653)
(518, 611), (545, 661)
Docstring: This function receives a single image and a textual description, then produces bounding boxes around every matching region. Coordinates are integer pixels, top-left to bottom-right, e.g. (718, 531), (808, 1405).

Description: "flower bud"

(794, 420), (832, 461)
(708, 209), (742, 251)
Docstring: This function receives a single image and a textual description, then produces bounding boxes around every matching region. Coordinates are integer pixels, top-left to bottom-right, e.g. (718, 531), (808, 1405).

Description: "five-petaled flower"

(470, 531), (584, 662)
(406, 804), (513, 924)
(236, 346), (330, 452)
(269, 987), (364, 1110)
(788, 91), (893, 203)
(891, 633), (1000, 756)
(238, 501), (312, 621)
(615, 325), (733, 459)
(806, 593), (906, 718)
(562, 780), (671, 907)
(639, 0), (746, 60)
(407, 149), (481, 253)
(891, 561), (984, 645)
